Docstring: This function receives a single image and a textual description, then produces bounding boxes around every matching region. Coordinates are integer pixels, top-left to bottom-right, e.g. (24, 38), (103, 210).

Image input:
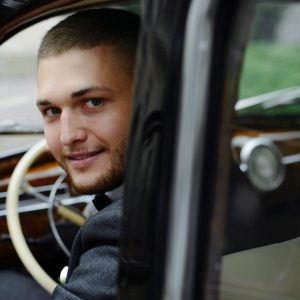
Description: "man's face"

(37, 47), (133, 194)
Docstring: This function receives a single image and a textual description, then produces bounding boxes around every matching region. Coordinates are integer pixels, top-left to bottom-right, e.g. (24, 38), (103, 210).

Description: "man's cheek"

(44, 132), (60, 157)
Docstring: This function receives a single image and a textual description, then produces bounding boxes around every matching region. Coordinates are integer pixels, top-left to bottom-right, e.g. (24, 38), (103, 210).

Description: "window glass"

(0, 17), (63, 132)
(237, 3), (300, 119)
(0, 16), (65, 154)
(220, 3), (300, 300)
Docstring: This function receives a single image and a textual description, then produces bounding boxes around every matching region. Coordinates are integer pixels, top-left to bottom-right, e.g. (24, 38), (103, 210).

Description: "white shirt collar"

(105, 184), (124, 201)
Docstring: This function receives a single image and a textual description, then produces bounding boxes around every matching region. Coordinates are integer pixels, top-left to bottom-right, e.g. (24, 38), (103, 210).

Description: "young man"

(36, 8), (139, 299)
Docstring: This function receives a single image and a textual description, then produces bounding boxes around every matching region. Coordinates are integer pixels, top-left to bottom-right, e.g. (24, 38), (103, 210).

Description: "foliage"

(239, 42), (300, 99)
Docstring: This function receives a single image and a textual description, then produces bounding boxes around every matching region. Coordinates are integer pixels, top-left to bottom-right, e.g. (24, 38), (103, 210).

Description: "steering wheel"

(6, 139), (86, 294)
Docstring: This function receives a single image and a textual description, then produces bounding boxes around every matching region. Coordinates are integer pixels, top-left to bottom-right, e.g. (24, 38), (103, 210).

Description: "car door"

(119, 0), (300, 299)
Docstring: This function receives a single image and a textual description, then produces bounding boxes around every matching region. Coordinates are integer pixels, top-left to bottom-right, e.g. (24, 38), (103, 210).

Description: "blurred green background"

(239, 43), (300, 99)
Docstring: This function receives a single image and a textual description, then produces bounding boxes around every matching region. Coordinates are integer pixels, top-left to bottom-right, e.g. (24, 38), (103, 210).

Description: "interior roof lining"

(0, 0), (139, 45)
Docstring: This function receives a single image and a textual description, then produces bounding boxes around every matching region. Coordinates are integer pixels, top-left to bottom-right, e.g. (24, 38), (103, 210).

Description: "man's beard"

(65, 140), (126, 195)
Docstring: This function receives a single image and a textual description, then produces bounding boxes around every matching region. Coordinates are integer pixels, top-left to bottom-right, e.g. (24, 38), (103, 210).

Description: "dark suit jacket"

(52, 198), (122, 300)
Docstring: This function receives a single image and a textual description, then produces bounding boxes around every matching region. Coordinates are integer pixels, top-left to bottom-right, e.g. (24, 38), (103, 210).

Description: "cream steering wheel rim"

(6, 138), (57, 294)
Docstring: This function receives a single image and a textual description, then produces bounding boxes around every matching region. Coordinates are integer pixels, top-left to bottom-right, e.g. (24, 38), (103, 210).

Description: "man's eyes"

(44, 107), (61, 117)
(41, 98), (104, 119)
(85, 98), (104, 108)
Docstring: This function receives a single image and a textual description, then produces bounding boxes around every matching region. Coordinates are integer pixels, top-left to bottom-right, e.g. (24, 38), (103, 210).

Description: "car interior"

(0, 0), (140, 295)
(220, 1), (300, 299)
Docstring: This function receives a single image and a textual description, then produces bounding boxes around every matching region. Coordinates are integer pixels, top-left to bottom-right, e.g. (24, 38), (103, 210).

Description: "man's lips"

(65, 150), (104, 169)
(66, 151), (101, 160)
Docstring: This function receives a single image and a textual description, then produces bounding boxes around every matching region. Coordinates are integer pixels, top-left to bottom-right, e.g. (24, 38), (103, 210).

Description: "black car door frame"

(118, 0), (248, 299)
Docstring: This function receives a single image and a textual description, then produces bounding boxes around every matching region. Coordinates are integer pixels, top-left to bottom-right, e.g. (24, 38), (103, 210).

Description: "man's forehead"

(38, 46), (131, 78)
(38, 49), (111, 87)
(37, 46), (132, 104)
(38, 46), (126, 79)
(38, 45), (117, 65)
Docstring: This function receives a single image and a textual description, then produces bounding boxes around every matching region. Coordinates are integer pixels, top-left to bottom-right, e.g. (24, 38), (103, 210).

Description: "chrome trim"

(0, 144), (34, 160)
(240, 137), (285, 191)
(0, 182), (68, 200)
(163, 0), (213, 299)
(235, 86), (300, 110)
(0, 195), (93, 217)
(281, 153), (300, 165)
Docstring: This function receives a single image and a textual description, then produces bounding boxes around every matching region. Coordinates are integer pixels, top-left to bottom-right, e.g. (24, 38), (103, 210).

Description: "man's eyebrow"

(71, 86), (114, 98)
(36, 99), (50, 106)
(36, 86), (114, 106)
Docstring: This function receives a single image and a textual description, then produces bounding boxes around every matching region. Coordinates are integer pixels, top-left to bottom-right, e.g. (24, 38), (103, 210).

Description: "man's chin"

(71, 183), (100, 195)
(68, 172), (123, 195)
(61, 141), (126, 194)
(69, 177), (103, 195)
(62, 165), (99, 194)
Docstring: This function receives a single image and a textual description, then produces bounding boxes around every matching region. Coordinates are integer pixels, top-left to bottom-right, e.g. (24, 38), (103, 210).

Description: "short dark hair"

(38, 8), (140, 72)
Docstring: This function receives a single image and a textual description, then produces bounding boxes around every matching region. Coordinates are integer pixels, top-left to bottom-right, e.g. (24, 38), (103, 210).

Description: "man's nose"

(60, 110), (87, 145)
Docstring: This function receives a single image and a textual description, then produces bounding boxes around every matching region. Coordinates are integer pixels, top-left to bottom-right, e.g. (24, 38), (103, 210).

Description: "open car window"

(0, 16), (66, 155)
(0, 11), (91, 293)
(0, 17), (64, 134)
(0, 2), (141, 297)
